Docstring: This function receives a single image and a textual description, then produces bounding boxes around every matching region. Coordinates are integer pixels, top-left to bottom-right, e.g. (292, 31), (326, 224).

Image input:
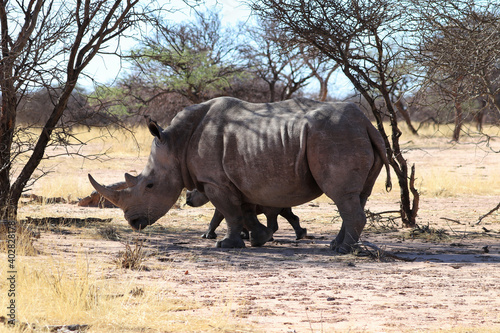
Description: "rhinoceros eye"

(146, 183), (154, 189)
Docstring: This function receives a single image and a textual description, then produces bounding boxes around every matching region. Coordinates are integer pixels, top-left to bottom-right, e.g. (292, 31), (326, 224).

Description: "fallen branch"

(475, 202), (500, 225)
(440, 217), (464, 225)
(23, 217), (112, 226)
(365, 209), (401, 230)
(357, 241), (416, 262)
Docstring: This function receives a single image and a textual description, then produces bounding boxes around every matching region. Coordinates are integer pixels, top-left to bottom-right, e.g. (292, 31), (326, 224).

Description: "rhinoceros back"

(185, 97), (373, 207)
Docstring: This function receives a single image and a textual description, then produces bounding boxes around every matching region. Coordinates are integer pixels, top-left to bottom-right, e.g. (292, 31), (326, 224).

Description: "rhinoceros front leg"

(201, 209), (224, 239)
(201, 186), (246, 248)
(215, 216), (246, 248)
(243, 207), (274, 247)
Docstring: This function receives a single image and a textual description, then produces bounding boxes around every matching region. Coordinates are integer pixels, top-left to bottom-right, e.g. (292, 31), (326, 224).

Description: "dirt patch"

(8, 133), (500, 332)
(17, 193), (500, 332)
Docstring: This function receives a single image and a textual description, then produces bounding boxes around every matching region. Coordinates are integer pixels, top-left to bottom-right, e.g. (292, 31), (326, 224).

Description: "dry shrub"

(96, 226), (120, 241)
(113, 240), (148, 270)
(408, 224), (449, 242)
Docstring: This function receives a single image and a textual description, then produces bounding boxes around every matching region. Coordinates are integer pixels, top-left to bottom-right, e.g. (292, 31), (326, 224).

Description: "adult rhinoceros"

(89, 97), (391, 253)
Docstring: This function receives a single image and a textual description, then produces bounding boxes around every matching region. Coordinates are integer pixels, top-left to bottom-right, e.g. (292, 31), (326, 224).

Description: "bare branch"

(475, 202), (500, 225)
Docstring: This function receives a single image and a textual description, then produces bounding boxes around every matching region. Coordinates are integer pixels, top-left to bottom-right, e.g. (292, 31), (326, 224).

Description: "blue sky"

(81, 0), (251, 88)
(82, 0), (354, 98)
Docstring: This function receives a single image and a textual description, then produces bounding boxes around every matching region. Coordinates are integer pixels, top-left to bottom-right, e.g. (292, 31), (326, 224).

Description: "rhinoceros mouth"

(129, 217), (152, 231)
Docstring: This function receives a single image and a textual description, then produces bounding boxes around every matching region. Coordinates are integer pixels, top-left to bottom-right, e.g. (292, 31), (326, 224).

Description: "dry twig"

(475, 202), (500, 225)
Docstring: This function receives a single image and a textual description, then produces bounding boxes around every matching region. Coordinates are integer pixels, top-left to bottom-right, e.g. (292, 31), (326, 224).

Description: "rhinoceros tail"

(367, 125), (392, 192)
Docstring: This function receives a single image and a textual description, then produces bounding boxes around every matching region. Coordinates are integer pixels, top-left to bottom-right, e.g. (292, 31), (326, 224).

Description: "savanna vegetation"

(1, 124), (499, 332)
(1, 0), (500, 331)
(2, 0), (500, 226)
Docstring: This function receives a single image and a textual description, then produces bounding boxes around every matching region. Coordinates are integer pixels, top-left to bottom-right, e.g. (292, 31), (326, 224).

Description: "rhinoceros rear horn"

(88, 174), (122, 207)
(124, 173), (138, 187)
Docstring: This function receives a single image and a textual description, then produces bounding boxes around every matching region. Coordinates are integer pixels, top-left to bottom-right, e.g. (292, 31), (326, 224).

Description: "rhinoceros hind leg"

(279, 208), (307, 240)
(328, 193), (366, 254)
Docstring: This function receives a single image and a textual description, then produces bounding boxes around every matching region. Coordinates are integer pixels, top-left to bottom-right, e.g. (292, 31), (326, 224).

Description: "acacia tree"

(127, 9), (243, 104)
(251, 0), (419, 227)
(239, 18), (314, 102)
(300, 46), (340, 101)
(414, 0), (500, 140)
(0, 0), (151, 219)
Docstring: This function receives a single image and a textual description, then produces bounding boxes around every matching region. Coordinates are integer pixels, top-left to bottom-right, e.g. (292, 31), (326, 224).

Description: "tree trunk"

(474, 109), (484, 132)
(385, 100), (419, 228)
(394, 99), (418, 136)
(268, 81), (276, 102)
(0, 68), (18, 219)
(452, 100), (463, 142)
(318, 79), (328, 101)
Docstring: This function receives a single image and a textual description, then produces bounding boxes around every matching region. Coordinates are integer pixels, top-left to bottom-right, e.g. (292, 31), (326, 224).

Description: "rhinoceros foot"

(330, 239), (357, 254)
(201, 231), (217, 239)
(240, 229), (250, 239)
(295, 227), (307, 240)
(249, 227), (274, 247)
(216, 237), (246, 248)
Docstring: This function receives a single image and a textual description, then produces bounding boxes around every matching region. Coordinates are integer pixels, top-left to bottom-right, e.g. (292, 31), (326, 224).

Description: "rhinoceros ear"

(145, 116), (164, 141)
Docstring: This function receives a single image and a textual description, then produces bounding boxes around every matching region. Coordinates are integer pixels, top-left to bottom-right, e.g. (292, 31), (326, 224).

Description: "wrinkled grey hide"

(89, 97), (391, 253)
(186, 189), (307, 240)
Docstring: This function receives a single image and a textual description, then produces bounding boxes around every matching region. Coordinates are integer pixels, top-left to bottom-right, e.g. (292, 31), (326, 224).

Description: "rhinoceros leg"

(203, 186), (273, 248)
(201, 187), (246, 248)
(263, 211), (279, 233)
(242, 204), (274, 247)
(279, 208), (307, 240)
(201, 209), (224, 239)
(328, 194), (366, 253)
(328, 143), (384, 252)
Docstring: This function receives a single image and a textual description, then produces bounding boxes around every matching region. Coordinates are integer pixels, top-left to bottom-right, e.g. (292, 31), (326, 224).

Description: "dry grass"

(0, 221), (39, 257)
(0, 254), (248, 333)
(367, 123), (500, 198)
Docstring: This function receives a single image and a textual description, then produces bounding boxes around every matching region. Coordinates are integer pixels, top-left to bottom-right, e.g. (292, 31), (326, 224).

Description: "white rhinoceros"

(89, 97), (391, 253)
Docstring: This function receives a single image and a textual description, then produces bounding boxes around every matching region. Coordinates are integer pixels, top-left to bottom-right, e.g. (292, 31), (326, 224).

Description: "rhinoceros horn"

(124, 173), (138, 187)
(88, 174), (123, 207)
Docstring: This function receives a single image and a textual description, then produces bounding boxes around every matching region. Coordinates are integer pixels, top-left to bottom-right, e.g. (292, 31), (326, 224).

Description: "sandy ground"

(9, 133), (500, 332)
(19, 193), (500, 333)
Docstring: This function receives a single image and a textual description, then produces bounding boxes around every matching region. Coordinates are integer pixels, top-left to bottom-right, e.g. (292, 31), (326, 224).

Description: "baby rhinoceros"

(186, 189), (307, 240)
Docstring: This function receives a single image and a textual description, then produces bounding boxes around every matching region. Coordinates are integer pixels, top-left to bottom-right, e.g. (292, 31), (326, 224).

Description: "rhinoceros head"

(185, 189), (210, 207)
(88, 119), (184, 230)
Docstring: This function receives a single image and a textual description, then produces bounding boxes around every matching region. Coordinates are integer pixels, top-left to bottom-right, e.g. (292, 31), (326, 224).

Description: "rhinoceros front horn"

(88, 174), (122, 207)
